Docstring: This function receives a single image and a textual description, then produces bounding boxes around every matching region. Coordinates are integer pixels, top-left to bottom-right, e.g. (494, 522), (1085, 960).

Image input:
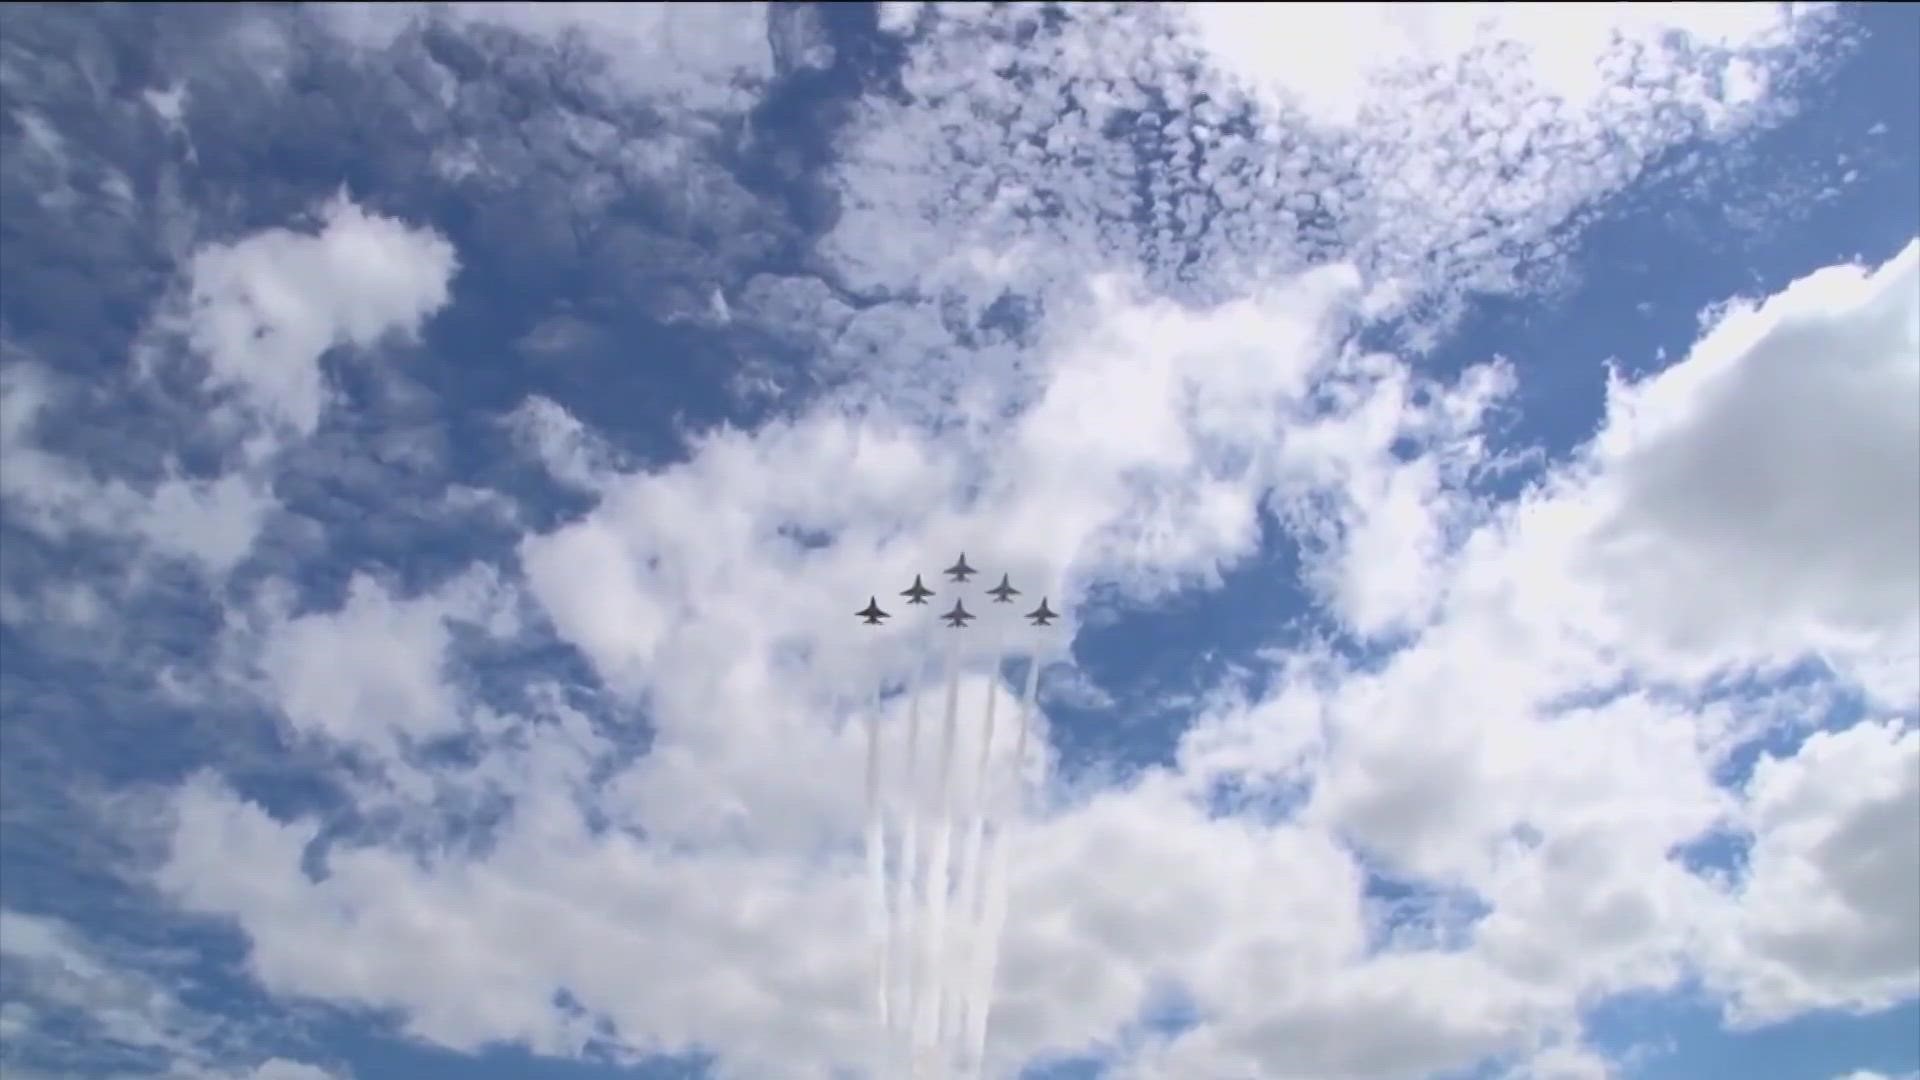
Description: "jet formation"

(855, 556), (1062, 1073)
(857, 556), (1057, 628)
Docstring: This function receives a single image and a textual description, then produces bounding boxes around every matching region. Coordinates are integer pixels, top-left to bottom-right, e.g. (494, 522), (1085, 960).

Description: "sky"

(0, 3), (1916, 1080)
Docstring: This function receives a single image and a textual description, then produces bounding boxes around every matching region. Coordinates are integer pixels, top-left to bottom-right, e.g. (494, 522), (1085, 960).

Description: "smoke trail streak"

(965, 649), (1047, 1074)
(863, 680), (888, 1051)
(917, 628), (966, 1060)
(894, 629), (935, 1074)
(947, 627), (1005, 1061)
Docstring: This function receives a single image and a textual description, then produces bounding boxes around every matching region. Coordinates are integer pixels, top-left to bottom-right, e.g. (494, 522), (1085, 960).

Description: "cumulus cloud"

(1157, 243), (1919, 1073)
(1705, 720), (1920, 1023)
(177, 193), (457, 438)
(253, 566), (519, 758)
(1584, 240), (1920, 700)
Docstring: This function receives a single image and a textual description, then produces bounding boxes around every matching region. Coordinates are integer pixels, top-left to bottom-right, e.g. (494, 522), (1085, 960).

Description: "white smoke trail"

(916, 627), (966, 1062)
(946, 626), (1005, 1061)
(893, 628), (935, 1075)
(965, 649), (1047, 1074)
(863, 679), (888, 1054)
(890, 630), (929, 1068)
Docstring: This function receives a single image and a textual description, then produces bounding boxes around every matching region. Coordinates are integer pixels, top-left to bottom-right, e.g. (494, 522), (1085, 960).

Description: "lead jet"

(900, 575), (935, 604)
(857, 598), (890, 625)
(1025, 598), (1058, 626)
(941, 599), (976, 628)
(944, 553), (977, 582)
(986, 573), (1020, 603)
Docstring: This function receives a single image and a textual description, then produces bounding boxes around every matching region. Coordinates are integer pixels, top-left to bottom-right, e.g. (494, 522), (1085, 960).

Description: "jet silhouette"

(1025, 598), (1058, 626)
(857, 597), (890, 625)
(900, 575), (935, 604)
(941, 599), (976, 628)
(944, 553), (977, 582)
(986, 573), (1020, 603)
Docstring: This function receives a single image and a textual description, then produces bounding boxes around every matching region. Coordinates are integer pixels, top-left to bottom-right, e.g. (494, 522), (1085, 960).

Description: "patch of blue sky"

(310, 1015), (718, 1080)
(1053, 508), (1318, 778)
(1588, 986), (1920, 1080)
(1360, 862), (1492, 956)
(1202, 771), (1314, 828)
(1019, 1057), (1106, 1080)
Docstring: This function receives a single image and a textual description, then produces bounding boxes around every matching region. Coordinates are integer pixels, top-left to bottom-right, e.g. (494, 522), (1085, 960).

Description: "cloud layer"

(1, 5), (1913, 1080)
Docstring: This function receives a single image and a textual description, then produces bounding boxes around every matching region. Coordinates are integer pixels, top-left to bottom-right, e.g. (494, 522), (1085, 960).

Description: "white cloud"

(157, 766), (869, 1073)
(245, 1061), (347, 1080)
(876, 1), (925, 38)
(1705, 719), (1920, 1023)
(137, 471), (280, 577)
(1269, 354), (1518, 638)
(1499, 1042), (1616, 1080)
(1180, 3), (1804, 131)
(1159, 244), (1920, 1073)
(252, 566), (518, 760)
(144, 82), (190, 132)
(996, 267), (1360, 604)
(314, 2), (774, 113)
(179, 193), (457, 438)
(504, 395), (625, 492)
(1039, 663), (1115, 712)
(1583, 240), (1920, 701)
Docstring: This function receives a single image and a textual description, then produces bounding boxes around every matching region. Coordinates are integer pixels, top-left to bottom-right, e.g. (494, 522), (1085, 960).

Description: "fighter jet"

(986, 573), (1020, 603)
(857, 598), (890, 625)
(1025, 598), (1058, 626)
(941, 599), (976, 628)
(900, 575), (935, 604)
(944, 553), (977, 582)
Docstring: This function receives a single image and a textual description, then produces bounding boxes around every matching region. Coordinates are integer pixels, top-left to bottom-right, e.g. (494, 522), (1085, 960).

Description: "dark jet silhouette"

(941, 599), (976, 628)
(1025, 598), (1058, 626)
(857, 598), (890, 625)
(900, 575), (935, 604)
(944, 553), (977, 582)
(986, 574), (1020, 603)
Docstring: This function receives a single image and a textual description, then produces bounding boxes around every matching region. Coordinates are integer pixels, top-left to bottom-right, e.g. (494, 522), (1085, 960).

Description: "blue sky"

(1, 4), (1916, 1080)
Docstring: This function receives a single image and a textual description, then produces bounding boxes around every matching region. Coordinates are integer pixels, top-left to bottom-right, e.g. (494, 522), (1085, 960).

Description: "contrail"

(947, 626), (1005, 1060)
(917, 627), (966, 1060)
(863, 679), (888, 1053)
(894, 629), (935, 1074)
(965, 648), (1046, 1073)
